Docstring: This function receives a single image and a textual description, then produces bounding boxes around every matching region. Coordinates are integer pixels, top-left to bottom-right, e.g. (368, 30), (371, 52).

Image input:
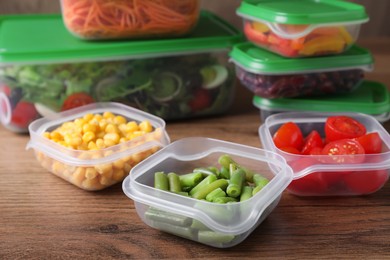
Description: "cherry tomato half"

(325, 115), (366, 143)
(322, 139), (365, 164)
(280, 146), (301, 154)
(301, 130), (324, 155)
(11, 101), (39, 128)
(188, 88), (211, 112)
(61, 92), (95, 111)
(343, 170), (389, 194)
(287, 173), (328, 195)
(273, 122), (304, 150)
(354, 132), (382, 154)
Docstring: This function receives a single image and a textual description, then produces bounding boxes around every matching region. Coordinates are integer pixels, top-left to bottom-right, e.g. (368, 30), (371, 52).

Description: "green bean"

(154, 172), (169, 191)
(149, 220), (195, 240)
(176, 191), (189, 197)
(145, 207), (192, 227)
(193, 167), (216, 176)
(167, 172), (181, 193)
(252, 174), (269, 195)
(191, 219), (210, 231)
(179, 172), (203, 188)
(219, 166), (230, 179)
(218, 154), (254, 182)
(198, 230), (236, 244)
(189, 174), (217, 196)
(207, 166), (219, 175)
(253, 174), (269, 188)
(191, 179), (229, 200)
(213, 197), (238, 204)
(205, 188), (226, 202)
(226, 168), (245, 198)
(240, 186), (253, 202)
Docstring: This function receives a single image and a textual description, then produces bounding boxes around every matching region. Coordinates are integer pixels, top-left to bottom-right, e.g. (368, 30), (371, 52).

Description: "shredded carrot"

(62, 0), (200, 39)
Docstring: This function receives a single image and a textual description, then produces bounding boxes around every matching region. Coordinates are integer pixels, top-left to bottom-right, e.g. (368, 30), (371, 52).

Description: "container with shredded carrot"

(60, 0), (201, 40)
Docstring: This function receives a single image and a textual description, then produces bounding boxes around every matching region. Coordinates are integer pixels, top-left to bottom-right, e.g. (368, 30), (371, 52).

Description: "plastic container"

(26, 102), (170, 191)
(229, 42), (373, 99)
(0, 12), (242, 133)
(236, 0), (369, 58)
(259, 112), (390, 196)
(60, 0), (201, 40)
(253, 81), (390, 123)
(122, 137), (293, 248)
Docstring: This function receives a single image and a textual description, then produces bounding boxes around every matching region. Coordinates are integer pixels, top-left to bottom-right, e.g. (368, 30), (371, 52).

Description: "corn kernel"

(114, 115), (127, 125)
(85, 167), (98, 180)
(104, 139), (116, 147)
(104, 132), (120, 143)
(105, 123), (119, 134)
(139, 120), (153, 133)
(74, 118), (86, 127)
(72, 167), (86, 184)
(113, 159), (124, 169)
(103, 111), (115, 119)
(126, 121), (139, 132)
(83, 123), (97, 134)
(50, 131), (63, 140)
(99, 176), (113, 186)
(81, 178), (103, 191)
(83, 113), (94, 122)
(112, 169), (125, 182)
(96, 139), (105, 149)
(83, 131), (96, 143)
(99, 120), (108, 132)
(87, 141), (98, 150)
(95, 163), (112, 175)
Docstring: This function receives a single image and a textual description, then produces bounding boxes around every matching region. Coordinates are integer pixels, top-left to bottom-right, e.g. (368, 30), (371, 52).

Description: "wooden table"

(1, 38), (389, 259)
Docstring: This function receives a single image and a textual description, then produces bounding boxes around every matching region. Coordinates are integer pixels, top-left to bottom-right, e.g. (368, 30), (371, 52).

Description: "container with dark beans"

(236, 66), (364, 99)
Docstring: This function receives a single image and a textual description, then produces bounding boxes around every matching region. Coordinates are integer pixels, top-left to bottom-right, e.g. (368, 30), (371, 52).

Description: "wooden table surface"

(1, 38), (389, 259)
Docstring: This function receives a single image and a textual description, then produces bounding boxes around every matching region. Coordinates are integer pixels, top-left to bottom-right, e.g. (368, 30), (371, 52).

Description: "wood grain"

(0, 37), (389, 260)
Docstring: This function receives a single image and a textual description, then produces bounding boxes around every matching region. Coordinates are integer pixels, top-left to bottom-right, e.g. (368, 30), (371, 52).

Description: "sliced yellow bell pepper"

(338, 26), (354, 45)
(299, 35), (346, 56)
(252, 22), (270, 33)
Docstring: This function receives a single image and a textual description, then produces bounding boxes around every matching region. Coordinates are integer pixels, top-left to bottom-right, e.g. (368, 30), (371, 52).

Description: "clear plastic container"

(60, 0), (201, 40)
(253, 81), (390, 123)
(229, 42), (373, 99)
(0, 12), (242, 133)
(259, 112), (390, 196)
(26, 102), (170, 191)
(122, 137), (293, 248)
(236, 0), (369, 57)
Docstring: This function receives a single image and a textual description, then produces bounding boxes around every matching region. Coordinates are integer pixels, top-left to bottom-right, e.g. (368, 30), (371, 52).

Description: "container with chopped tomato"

(236, 0), (369, 58)
(0, 12), (242, 133)
(259, 112), (390, 196)
(229, 42), (373, 99)
(26, 102), (170, 191)
(122, 137), (293, 247)
(253, 81), (390, 123)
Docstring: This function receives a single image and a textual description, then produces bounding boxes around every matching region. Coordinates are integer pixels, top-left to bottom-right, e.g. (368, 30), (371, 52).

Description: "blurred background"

(0, 0), (388, 37)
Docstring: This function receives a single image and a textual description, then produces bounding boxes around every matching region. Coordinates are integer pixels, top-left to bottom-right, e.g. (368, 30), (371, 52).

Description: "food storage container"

(259, 112), (390, 196)
(229, 42), (373, 99)
(26, 102), (170, 191)
(122, 137), (293, 248)
(236, 0), (369, 58)
(0, 12), (242, 134)
(60, 0), (201, 40)
(253, 81), (390, 123)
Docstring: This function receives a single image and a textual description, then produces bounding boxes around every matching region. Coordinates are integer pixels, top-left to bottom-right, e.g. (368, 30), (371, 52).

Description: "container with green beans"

(122, 137), (293, 248)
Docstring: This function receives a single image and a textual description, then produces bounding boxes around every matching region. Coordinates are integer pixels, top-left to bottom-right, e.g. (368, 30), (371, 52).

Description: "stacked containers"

(0, 10), (243, 133)
(231, 0), (390, 196)
(232, 0), (389, 122)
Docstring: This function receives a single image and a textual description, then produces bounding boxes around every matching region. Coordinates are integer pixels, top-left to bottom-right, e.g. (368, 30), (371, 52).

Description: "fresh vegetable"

(272, 121), (304, 150)
(325, 115), (366, 143)
(244, 21), (354, 57)
(153, 154), (270, 203)
(61, 92), (95, 111)
(272, 115), (388, 195)
(10, 101), (39, 129)
(62, 0), (199, 40)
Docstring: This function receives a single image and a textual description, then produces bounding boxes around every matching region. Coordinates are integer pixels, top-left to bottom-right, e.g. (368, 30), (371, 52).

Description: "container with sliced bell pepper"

(237, 0), (369, 58)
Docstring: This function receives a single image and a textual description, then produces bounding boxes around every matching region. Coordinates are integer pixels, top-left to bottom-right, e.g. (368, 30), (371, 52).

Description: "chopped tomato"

(322, 139), (365, 164)
(325, 115), (366, 143)
(11, 101), (39, 128)
(287, 172), (327, 195)
(273, 122), (304, 150)
(188, 88), (211, 112)
(301, 130), (324, 155)
(61, 92), (95, 111)
(280, 146), (301, 154)
(354, 132), (382, 154)
(244, 22), (268, 44)
(343, 170), (389, 194)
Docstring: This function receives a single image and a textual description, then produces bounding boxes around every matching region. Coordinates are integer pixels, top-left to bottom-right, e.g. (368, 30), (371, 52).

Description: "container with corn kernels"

(26, 102), (170, 191)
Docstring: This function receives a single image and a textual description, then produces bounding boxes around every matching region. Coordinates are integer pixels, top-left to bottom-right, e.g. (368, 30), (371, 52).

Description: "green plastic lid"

(0, 11), (243, 65)
(229, 42), (373, 74)
(237, 0), (369, 25)
(253, 81), (390, 116)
